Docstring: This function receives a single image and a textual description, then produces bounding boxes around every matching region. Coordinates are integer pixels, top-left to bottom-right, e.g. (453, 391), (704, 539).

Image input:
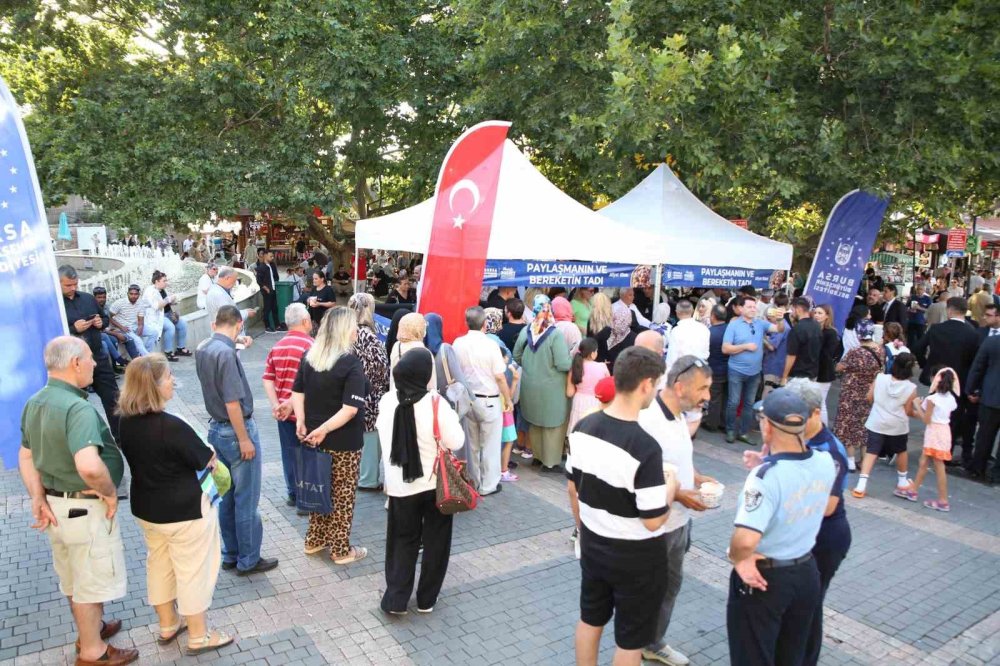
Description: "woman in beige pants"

(117, 355), (234, 656)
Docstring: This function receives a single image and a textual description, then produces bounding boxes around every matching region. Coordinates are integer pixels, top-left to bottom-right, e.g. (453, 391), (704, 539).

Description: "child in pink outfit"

(910, 368), (958, 512)
(566, 338), (610, 432)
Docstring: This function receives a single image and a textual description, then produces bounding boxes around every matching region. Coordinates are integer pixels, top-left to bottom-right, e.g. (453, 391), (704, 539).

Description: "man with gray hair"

(196, 305), (276, 575)
(614, 288), (652, 328)
(452, 305), (513, 496)
(19, 336), (137, 666)
(262, 303), (314, 509)
(743, 378), (851, 666)
(637, 355), (718, 666)
(665, 300), (710, 375)
(205, 267), (257, 328)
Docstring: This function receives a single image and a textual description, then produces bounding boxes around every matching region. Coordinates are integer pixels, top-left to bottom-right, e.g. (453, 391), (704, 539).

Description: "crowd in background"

(19, 248), (1000, 666)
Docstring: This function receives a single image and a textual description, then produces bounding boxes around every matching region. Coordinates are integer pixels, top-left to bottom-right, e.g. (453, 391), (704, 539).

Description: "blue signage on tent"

(659, 265), (778, 290)
(482, 260), (641, 288)
(481, 259), (783, 289)
(804, 190), (889, 332)
(0, 75), (69, 468)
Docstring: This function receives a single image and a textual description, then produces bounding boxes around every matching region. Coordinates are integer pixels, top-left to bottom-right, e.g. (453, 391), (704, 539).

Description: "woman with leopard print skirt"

(292, 307), (370, 564)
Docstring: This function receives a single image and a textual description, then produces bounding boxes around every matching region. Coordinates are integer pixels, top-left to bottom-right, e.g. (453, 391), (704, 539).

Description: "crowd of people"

(18, 252), (1000, 666)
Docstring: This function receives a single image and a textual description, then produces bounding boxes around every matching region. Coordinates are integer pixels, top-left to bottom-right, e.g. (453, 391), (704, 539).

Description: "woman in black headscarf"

(375, 348), (465, 615)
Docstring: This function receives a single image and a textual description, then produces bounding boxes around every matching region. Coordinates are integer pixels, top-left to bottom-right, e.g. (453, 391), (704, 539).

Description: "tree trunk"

(304, 214), (343, 256)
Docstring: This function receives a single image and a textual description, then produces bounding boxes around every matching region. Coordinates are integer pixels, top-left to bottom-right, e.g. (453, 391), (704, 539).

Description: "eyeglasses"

(673, 357), (708, 381)
(748, 322), (756, 336)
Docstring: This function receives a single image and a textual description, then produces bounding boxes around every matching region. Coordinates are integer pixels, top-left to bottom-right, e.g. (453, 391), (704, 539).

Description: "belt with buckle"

(757, 553), (813, 569)
(44, 488), (102, 501)
(474, 394), (499, 399)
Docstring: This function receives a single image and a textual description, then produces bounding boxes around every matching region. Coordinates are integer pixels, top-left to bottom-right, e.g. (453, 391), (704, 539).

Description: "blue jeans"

(276, 419), (299, 500)
(209, 418), (263, 571)
(726, 369), (762, 436)
(101, 332), (124, 363)
(162, 316), (188, 353)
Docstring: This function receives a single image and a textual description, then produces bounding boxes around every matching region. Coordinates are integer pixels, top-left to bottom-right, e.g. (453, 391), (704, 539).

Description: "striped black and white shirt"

(567, 411), (669, 541)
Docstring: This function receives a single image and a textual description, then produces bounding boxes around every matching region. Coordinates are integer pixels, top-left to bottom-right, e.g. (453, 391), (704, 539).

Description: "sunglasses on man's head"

(674, 357), (708, 380)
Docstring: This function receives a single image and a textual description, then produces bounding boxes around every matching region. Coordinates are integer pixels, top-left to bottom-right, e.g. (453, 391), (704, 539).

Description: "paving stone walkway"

(2, 326), (999, 665)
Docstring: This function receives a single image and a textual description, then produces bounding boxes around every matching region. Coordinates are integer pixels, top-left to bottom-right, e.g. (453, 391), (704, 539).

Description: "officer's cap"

(754, 388), (809, 433)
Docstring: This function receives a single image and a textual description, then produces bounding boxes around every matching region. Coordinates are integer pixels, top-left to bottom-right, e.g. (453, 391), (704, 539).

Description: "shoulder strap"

(440, 348), (456, 386)
(431, 395), (441, 444)
(861, 346), (882, 367)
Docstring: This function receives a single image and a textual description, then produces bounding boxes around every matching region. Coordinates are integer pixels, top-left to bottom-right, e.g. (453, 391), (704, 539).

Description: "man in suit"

(977, 304), (1000, 343)
(882, 284), (908, 330)
(966, 334), (1000, 482)
(912, 297), (981, 467)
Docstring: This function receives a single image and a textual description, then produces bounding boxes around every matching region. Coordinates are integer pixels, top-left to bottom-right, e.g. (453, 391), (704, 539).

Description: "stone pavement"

(2, 326), (999, 666)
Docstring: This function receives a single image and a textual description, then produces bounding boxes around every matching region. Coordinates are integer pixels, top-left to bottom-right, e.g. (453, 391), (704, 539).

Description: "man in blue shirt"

(722, 297), (784, 444)
(906, 283), (932, 345)
(727, 388), (835, 666)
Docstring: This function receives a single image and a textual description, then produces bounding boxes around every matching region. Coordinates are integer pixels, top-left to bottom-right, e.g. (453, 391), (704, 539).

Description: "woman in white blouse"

(375, 348), (464, 615)
(142, 270), (190, 360)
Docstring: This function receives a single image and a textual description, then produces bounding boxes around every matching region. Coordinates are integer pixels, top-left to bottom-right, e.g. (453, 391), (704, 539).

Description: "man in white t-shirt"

(452, 306), (513, 496)
(665, 300), (710, 374)
(636, 355), (716, 666)
(197, 262), (219, 310)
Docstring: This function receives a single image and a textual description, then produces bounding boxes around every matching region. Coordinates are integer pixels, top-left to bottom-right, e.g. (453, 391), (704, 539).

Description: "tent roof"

(355, 140), (664, 264)
(599, 165), (793, 270)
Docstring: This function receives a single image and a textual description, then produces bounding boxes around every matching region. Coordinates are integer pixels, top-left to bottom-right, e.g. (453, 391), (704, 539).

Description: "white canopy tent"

(354, 140), (664, 265)
(599, 164), (793, 271)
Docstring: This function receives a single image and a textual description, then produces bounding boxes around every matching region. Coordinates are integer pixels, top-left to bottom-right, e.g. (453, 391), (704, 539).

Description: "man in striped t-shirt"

(262, 303), (314, 506)
(567, 346), (679, 666)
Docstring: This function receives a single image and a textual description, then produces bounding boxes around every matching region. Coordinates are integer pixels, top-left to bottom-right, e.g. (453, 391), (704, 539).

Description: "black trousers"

(91, 350), (120, 438)
(804, 520), (852, 666)
(727, 559), (821, 666)
(381, 489), (453, 613)
(706, 375), (727, 430)
(950, 395), (978, 465)
(970, 404), (1000, 478)
(262, 289), (279, 330)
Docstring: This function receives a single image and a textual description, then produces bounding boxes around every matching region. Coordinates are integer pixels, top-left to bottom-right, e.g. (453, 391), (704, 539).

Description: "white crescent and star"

(449, 179), (481, 229)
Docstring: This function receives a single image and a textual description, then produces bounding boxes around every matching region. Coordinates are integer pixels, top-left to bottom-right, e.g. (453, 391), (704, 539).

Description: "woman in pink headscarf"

(551, 296), (582, 354)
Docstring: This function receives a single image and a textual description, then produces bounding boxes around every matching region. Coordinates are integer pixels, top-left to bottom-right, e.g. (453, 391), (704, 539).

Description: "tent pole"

(353, 246), (359, 293)
(653, 265), (663, 309)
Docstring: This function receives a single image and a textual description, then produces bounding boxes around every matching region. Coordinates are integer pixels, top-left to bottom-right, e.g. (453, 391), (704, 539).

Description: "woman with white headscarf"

(648, 302), (673, 356)
(513, 295), (572, 473)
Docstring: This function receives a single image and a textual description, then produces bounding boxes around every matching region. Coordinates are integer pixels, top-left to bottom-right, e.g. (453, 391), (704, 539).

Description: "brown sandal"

(156, 620), (188, 645)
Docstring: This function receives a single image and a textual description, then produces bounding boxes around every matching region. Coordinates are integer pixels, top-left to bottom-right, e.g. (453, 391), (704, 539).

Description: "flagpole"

(353, 245), (359, 293)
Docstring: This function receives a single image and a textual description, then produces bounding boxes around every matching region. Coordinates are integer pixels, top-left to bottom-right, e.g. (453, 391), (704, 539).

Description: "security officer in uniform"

(726, 388), (836, 666)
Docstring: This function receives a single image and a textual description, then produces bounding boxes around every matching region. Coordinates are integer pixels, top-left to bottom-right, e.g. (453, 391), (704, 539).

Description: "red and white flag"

(417, 121), (511, 342)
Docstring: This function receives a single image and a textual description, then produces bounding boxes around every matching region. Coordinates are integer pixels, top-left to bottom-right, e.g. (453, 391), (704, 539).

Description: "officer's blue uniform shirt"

(733, 449), (836, 560)
(807, 426), (849, 520)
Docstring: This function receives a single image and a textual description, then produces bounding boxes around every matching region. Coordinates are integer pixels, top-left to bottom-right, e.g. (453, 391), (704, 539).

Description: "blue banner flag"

(373, 313), (391, 342)
(804, 190), (889, 333)
(0, 75), (69, 468)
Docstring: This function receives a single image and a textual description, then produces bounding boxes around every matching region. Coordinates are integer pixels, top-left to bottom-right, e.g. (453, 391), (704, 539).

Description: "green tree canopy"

(2, 0), (997, 257)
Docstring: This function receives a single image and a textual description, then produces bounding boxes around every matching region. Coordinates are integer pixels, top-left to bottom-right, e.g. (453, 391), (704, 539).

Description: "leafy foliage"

(2, 0), (997, 257)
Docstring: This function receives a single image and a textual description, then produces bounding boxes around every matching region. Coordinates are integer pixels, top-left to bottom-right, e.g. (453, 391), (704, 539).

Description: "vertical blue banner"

(804, 190), (889, 333)
(0, 76), (68, 468)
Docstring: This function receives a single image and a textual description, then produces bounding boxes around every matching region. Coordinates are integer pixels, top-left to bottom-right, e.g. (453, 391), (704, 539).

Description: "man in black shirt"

(882, 284), (908, 329)
(499, 298), (528, 350)
(867, 287), (886, 323)
(483, 285), (516, 310)
(255, 249), (280, 333)
(332, 264), (352, 297)
(783, 297), (822, 381)
(59, 265), (120, 436)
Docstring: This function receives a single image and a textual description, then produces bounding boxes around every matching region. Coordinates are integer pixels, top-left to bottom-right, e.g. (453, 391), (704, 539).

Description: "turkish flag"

(418, 121), (511, 343)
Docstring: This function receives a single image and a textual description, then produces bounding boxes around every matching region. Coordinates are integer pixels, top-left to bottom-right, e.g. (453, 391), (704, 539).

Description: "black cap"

(92, 286), (107, 295)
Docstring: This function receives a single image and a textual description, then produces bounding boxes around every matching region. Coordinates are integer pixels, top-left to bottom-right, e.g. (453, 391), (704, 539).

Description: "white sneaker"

(641, 645), (689, 666)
